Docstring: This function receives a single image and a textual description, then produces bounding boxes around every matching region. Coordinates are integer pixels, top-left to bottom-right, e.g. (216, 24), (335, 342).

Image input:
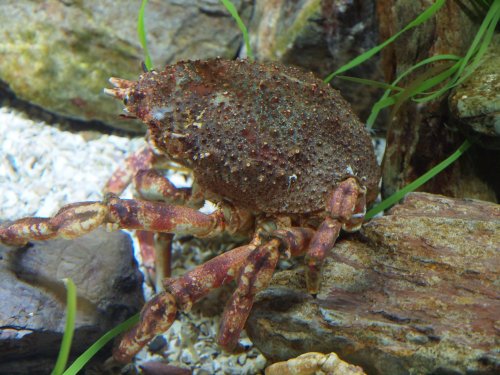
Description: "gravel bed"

(0, 107), (144, 219)
(0, 106), (267, 374)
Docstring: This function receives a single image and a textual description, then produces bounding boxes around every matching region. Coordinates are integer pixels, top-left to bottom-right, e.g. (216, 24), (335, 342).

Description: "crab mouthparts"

(103, 77), (134, 100)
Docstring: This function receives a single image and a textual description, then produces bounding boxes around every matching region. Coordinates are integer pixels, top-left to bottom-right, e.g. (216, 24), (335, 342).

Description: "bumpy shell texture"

(129, 59), (379, 215)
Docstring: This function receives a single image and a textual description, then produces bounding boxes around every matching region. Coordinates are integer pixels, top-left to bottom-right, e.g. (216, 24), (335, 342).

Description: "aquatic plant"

(51, 279), (76, 375)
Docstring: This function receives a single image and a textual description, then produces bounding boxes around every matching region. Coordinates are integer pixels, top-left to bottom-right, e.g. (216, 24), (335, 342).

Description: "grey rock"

(247, 193), (500, 375)
(0, 0), (252, 132)
(0, 227), (144, 374)
(449, 34), (500, 149)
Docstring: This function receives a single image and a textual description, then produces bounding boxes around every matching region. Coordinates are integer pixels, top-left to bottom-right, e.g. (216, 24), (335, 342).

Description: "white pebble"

(0, 107), (144, 220)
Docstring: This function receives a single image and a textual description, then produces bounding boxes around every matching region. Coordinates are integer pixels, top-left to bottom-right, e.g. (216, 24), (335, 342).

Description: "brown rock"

(247, 193), (500, 375)
(377, 0), (498, 202)
(449, 34), (500, 150)
(249, 0), (383, 124)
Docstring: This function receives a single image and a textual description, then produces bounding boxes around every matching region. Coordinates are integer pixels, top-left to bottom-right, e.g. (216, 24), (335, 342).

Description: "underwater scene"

(0, 1), (498, 374)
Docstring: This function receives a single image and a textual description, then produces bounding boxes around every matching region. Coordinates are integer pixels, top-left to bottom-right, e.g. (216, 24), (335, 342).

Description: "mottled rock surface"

(247, 193), (500, 375)
(449, 34), (500, 149)
(378, 0), (498, 202)
(249, 0), (382, 123)
(0, 0), (251, 132)
(0, 228), (143, 374)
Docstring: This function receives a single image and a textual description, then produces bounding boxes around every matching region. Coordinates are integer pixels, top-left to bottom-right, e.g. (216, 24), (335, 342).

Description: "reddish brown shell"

(128, 59), (379, 215)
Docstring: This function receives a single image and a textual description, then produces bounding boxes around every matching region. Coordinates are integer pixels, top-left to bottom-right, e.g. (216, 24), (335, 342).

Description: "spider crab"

(0, 59), (379, 363)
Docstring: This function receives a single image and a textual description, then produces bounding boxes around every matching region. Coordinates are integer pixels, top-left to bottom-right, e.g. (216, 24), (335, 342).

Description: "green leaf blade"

(219, 0), (254, 61)
(62, 314), (140, 375)
(366, 140), (472, 219)
(138, 0), (153, 70)
(324, 0), (446, 83)
(51, 278), (77, 375)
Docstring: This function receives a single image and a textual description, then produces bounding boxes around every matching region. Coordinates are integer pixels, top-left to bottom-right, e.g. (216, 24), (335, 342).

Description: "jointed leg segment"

(114, 241), (258, 362)
(305, 177), (367, 294)
(1, 170), (368, 364)
(0, 195), (251, 246)
(114, 225), (315, 362)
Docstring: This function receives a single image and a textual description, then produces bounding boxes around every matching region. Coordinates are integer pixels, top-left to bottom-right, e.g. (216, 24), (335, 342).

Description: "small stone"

(198, 322), (210, 337)
(180, 351), (194, 365)
(237, 354), (247, 366)
(254, 354), (267, 371)
(148, 336), (167, 354)
(211, 360), (221, 373)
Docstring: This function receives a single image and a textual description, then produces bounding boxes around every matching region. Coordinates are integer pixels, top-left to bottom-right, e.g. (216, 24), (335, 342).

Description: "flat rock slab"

(0, 0), (251, 132)
(247, 193), (499, 375)
(0, 228), (144, 374)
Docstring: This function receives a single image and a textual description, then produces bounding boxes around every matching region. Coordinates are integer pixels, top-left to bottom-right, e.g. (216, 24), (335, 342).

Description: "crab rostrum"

(0, 59), (379, 362)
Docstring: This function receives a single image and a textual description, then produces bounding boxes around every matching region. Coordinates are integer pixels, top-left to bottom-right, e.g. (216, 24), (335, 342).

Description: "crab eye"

(123, 94), (129, 105)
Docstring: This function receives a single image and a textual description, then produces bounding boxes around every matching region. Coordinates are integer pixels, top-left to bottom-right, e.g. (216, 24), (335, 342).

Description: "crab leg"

(305, 177), (366, 294)
(117, 226), (315, 361)
(132, 168), (204, 208)
(217, 227), (316, 351)
(0, 196), (252, 246)
(103, 146), (182, 289)
(0, 202), (109, 246)
(103, 145), (158, 196)
(114, 241), (258, 363)
(218, 239), (281, 351)
(137, 231), (173, 291)
(131, 168), (204, 289)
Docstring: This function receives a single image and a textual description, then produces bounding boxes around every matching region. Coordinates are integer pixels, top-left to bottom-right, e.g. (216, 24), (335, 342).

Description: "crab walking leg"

(136, 231), (173, 291)
(133, 169), (204, 208)
(114, 242), (258, 363)
(0, 196), (252, 246)
(305, 177), (366, 294)
(0, 202), (109, 246)
(213, 227), (314, 351)
(103, 144), (157, 195)
(132, 168), (204, 289)
(106, 196), (253, 236)
(218, 239), (281, 352)
(135, 230), (159, 284)
(103, 147), (169, 288)
(304, 217), (342, 294)
(271, 227), (316, 258)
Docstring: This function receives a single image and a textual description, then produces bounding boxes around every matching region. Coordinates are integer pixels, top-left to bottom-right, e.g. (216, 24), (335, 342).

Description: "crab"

(0, 58), (379, 363)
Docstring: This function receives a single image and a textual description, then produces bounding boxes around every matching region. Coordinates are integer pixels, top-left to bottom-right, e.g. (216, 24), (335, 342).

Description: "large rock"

(378, 0), (498, 202)
(249, 0), (382, 124)
(246, 193), (500, 375)
(0, 0), (252, 132)
(0, 228), (144, 374)
(449, 34), (500, 150)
